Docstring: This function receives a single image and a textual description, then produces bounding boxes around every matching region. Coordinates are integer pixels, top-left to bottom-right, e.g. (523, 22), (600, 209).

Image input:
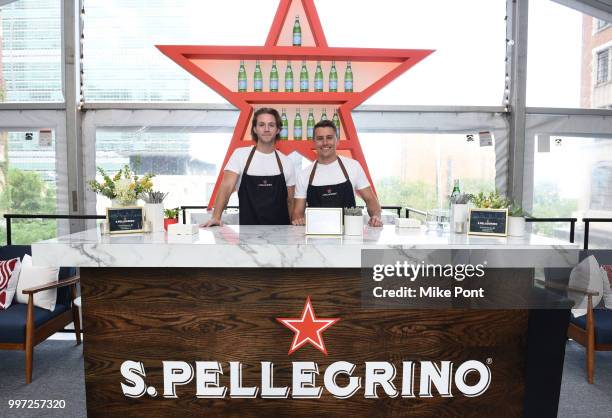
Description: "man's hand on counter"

(292, 217), (305, 226)
(201, 218), (223, 227)
(368, 215), (383, 227)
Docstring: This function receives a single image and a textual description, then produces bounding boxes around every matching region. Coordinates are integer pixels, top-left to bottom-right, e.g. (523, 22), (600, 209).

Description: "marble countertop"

(31, 225), (578, 268)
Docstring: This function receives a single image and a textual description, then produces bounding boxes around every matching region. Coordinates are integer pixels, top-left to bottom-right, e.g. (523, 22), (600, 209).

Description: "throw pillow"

(15, 254), (59, 312)
(602, 266), (612, 309)
(569, 255), (604, 318)
(0, 258), (22, 310)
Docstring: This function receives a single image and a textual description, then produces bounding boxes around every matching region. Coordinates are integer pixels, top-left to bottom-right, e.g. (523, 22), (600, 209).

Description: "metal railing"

(525, 217), (577, 244)
(3, 214), (105, 246)
(582, 218), (612, 250)
(180, 205), (403, 223)
(180, 206), (239, 224)
(405, 207), (427, 218)
(2, 212), (587, 247)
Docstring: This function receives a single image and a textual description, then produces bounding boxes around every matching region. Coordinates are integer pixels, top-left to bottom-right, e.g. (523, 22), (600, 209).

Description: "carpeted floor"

(0, 339), (610, 417)
(0, 338), (85, 418)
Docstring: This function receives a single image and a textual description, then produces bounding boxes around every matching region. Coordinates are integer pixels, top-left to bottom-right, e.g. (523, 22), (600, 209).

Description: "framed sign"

(106, 206), (144, 234)
(305, 208), (343, 235)
(468, 208), (508, 237)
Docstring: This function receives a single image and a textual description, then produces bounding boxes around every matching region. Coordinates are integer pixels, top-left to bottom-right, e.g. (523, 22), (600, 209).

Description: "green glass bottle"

(238, 60), (247, 92)
(269, 60), (279, 92)
(293, 16), (301, 47)
(450, 180), (461, 202)
(329, 60), (338, 92)
(320, 108), (328, 122)
(307, 108), (315, 140)
(254, 60), (263, 92)
(344, 61), (353, 92)
(280, 108), (289, 140)
(332, 109), (341, 138)
(300, 60), (309, 92)
(293, 108), (303, 140)
(314, 61), (324, 92)
(284, 61), (294, 92)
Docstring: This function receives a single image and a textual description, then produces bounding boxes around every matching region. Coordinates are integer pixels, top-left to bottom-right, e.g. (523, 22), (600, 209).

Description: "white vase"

(508, 216), (526, 237)
(344, 215), (363, 236)
(111, 198), (136, 207)
(450, 204), (468, 234)
(144, 203), (165, 232)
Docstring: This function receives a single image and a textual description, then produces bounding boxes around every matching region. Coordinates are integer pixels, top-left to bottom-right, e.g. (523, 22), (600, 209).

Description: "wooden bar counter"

(32, 225), (577, 418)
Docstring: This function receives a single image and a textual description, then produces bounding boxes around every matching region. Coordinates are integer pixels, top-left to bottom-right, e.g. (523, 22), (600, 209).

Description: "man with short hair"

(292, 119), (382, 227)
(204, 107), (295, 226)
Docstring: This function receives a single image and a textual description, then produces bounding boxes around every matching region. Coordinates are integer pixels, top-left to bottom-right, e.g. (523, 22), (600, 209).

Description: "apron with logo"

(238, 147), (290, 225)
(306, 158), (356, 208)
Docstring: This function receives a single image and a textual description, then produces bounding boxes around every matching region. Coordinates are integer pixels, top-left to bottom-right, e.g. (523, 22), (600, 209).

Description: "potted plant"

(144, 191), (168, 233)
(88, 165), (154, 207)
(507, 202), (529, 237)
(344, 207), (363, 236)
(164, 208), (179, 231)
(471, 191), (510, 210)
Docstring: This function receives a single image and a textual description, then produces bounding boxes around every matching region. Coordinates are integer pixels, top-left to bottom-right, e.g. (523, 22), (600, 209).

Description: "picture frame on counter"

(468, 208), (508, 237)
(305, 207), (343, 235)
(106, 206), (144, 234)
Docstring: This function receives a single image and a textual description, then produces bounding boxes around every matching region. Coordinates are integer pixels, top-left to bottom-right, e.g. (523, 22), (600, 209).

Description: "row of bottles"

(238, 60), (353, 92)
(273, 108), (341, 140)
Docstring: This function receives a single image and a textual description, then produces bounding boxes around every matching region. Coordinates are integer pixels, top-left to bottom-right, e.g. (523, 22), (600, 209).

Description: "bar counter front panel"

(32, 225), (576, 418)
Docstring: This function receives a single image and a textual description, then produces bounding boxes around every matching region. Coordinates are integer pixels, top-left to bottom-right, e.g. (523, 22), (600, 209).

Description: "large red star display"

(276, 297), (339, 355)
(157, 0), (433, 208)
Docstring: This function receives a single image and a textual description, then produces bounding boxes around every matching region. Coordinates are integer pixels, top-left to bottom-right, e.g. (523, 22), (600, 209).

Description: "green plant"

(507, 201), (530, 217)
(0, 168), (57, 245)
(471, 190), (510, 209)
(88, 165), (154, 202)
(164, 208), (179, 219)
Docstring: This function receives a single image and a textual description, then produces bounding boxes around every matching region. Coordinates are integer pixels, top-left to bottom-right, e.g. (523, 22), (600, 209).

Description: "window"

(82, 0), (506, 105)
(532, 136), (612, 248)
(83, 0), (277, 102)
(527, 0), (612, 108)
(0, 128), (59, 245)
(359, 133), (496, 210)
(590, 163), (612, 210)
(93, 128), (232, 213)
(595, 18), (611, 32)
(0, 0), (63, 102)
(596, 48), (609, 84)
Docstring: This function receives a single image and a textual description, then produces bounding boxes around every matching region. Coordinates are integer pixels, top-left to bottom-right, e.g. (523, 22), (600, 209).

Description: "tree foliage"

(0, 168), (57, 245)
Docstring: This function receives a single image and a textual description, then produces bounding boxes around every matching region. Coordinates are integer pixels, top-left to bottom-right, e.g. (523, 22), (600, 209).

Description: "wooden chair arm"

(535, 279), (600, 297)
(21, 275), (80, 295)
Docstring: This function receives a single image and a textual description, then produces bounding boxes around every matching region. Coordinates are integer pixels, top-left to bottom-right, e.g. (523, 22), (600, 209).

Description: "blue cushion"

(0, 302), (71, 344)
(0, 245), (76, 306)
(571, 309), (612, 344)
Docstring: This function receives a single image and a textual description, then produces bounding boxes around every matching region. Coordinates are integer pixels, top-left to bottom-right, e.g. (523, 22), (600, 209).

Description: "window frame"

(595, 47), (610, 85)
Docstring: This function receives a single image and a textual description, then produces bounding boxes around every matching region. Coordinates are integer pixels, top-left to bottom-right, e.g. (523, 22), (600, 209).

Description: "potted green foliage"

(507, 202), (529, 237)
(88, 165), (154, 206)
(471, 191), (510, 209)
(163, 208), (179, 231)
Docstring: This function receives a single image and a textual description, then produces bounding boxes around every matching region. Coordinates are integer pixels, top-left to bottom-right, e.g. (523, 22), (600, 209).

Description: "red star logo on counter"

(276, 297), (339, 355)
(157, 0), (433, 207)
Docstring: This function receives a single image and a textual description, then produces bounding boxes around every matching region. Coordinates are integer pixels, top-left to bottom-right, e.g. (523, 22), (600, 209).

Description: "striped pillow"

(0, 258), (22, 310)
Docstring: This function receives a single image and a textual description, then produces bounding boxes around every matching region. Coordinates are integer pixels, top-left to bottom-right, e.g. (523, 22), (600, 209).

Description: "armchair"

(543, 250), (612, 383)
(0, 245), (81, 384)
